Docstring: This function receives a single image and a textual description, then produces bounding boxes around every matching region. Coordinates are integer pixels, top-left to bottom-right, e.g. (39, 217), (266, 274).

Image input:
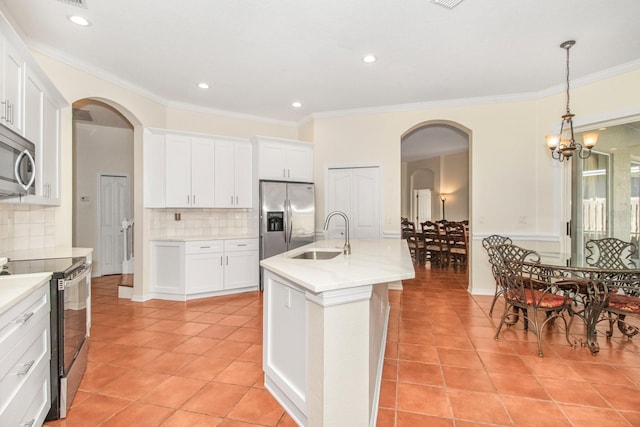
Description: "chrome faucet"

(323, 211), (351, 255)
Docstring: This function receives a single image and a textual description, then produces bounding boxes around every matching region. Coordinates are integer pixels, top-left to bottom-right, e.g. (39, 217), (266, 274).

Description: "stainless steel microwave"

(0, 124), (36, 197)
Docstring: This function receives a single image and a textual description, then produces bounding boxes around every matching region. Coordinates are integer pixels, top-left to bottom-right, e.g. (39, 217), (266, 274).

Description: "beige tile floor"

(45, 264), (640, 426)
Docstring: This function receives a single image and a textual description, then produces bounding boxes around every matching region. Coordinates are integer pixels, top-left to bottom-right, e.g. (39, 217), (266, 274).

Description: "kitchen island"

(260, 239), (414, 427)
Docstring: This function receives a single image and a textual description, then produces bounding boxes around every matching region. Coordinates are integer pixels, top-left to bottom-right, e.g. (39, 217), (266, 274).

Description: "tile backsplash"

(0, 204), (57, 253)
(149, 208), (256, 239)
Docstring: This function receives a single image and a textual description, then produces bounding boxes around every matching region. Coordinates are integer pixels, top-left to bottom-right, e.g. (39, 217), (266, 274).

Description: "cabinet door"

(258, 141), (287, 180)
(41, 93), (60, 203)
(24, 68), (43, 145)
(151, 242), (185, 295)
(186, 252), (224, 294)
(165, 134), (192, 207)
(225, 250), (259, 290)
(2, 41), (24, 134)
(190, 136), (215, 207)
(286, 144), (313, 182)
(143, 131), (165, 207)
(234, 141), (253, 208)
(213, 139), (235, 208)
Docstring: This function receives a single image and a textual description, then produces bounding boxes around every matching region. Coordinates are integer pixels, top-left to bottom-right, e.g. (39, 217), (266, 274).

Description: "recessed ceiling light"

(292, 101), (302, 108)
(68, 15), (90, 26)
(362, 54), (377, 63)
(198, 82), (210, 89)
(598, 127), (607, 131)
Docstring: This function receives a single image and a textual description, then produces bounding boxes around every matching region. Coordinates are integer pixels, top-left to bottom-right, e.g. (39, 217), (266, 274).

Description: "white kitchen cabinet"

(0, 16), (65, 206)
(254, 136), (313, 182)
(143, 130), (166, 207)
(185, 241), (224, 294)
(224, 238), (259, 290)
(0, 280), (50, 427)
(165, 134), (215, 208)
(150, 241), (185, 298)
(214, 137), (252, 208)
(150, 238), (259, 300)
(0, 36), (24, 135)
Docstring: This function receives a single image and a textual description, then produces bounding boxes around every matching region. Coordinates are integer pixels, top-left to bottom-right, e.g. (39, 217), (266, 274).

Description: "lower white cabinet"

(0, 281), (51, 427)
(150, 238), (259, 300)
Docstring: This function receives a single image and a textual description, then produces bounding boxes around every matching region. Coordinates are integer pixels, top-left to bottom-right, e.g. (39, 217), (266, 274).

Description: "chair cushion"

(506, 289), (569, 309)
(608, 294), (640, 314)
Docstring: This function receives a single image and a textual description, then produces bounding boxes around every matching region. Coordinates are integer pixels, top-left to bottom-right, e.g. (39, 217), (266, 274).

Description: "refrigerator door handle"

(288, 200), (293, 244)
(283, 199), (289, 244)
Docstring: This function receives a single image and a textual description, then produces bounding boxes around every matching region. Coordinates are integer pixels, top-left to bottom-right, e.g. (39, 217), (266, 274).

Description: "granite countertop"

(0, 273), (52, 315)
(152, 235), (258, 242)
(260, 239), (415, 294)
(2, 247), (93, 262)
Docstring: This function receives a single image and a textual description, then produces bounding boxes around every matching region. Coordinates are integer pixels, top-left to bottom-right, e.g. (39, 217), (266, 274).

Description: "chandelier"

(545, 40), (598, 162)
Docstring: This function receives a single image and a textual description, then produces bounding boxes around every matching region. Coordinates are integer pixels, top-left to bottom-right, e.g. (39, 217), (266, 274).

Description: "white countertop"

(3, 247), (93, 261)
(260, 239), (415, 293)
(0, 273), (52, 315)
(152, 235), (258, 242)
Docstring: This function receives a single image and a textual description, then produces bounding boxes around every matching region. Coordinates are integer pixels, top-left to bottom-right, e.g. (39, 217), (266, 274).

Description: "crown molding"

(24, 39), (640, 127)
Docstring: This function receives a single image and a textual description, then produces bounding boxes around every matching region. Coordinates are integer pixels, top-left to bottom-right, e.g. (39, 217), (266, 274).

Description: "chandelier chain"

(565, 45), (571, 115)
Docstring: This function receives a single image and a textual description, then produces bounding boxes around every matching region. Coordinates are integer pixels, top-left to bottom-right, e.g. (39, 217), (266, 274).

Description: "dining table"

(522, 252), (640, 355)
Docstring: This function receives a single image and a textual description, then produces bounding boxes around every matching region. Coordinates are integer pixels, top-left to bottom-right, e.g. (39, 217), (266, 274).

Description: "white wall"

(72, 122), (134, 275)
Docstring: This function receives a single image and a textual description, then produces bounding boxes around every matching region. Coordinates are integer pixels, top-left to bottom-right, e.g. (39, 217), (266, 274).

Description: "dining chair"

(492, 243), (576, 357)
(401, 219), (425, 264)
(421, 221), (446, 266)
(445, 221), (468, 268)
(482, 234), (513, 316)
(585, 237), (637, 269)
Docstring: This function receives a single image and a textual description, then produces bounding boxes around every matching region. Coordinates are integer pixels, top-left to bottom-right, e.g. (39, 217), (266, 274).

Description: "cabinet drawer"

(0, 356), (49, 427)
(0, 285), (49, 363)
(185, 240), (224, 254)
(0, 314), (49, 408)
(224, 238), (258, 252)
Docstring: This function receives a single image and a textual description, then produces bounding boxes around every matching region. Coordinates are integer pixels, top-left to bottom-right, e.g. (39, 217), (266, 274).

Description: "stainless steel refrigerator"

(259, 180), (315, 263)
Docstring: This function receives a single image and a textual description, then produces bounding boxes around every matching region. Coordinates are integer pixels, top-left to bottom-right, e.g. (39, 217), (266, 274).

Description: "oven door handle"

(63, 264), (92, 289)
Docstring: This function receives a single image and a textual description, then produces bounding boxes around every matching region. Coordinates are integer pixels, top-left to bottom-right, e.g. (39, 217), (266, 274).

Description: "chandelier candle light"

(545, 40), (599, 162)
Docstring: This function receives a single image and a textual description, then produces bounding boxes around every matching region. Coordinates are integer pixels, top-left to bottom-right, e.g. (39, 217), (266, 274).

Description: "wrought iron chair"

(585, 238), (637, 269)
(492, 243), (576, 357)
(482, 234), (513, 315)
(601, 272), (640, 340)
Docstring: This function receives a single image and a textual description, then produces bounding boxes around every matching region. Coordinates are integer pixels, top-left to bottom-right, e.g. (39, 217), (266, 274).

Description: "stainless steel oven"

(2, 257), (91, 420)
(0, 124), (36, 197)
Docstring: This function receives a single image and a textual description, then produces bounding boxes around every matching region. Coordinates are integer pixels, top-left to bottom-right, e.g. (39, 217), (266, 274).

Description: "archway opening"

(72, 98), (135, 292)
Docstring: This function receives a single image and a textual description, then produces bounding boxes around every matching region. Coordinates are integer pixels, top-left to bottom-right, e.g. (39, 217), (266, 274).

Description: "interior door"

(100, 175), (129, 275)
(327, 166), (381, 240)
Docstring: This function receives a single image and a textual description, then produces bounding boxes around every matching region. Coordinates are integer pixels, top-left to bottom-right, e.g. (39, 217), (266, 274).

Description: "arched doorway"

(72, 98), (135, 293)
(400, 120), (472, 272)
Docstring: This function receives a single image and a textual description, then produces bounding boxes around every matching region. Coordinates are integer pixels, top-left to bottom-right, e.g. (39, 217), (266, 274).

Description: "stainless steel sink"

(290, 250), (342, 260)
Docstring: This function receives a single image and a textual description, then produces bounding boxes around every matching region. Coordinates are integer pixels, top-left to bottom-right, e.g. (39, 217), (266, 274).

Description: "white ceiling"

(1, 0), (639, 126)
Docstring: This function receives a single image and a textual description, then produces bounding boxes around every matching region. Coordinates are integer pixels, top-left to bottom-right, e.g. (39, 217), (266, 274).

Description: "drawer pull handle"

(13, 311), (34, 324)
(20, 419), (35, 427)
(17, 360), (35, 376)
(237, 244), (247, 247)
(200, 246), (211, 249)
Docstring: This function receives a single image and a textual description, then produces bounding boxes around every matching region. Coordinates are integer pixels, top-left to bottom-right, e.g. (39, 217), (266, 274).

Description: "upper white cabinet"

(165, 134), (215, 208)
(143, 130), (166, 207)
(254, 136), (313, 182)
(143, 128), (253, 209)
(0, 16), (66, 206)
(0, 36), (24, 135)
(214, 137), (252, 208)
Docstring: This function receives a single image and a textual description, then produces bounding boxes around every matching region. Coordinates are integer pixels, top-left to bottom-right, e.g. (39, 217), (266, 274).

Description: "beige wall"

(20, 47), (640, 297)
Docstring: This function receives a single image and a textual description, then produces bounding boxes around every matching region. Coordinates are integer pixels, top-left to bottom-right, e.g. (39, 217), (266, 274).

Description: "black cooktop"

(1, 257), (86, 278)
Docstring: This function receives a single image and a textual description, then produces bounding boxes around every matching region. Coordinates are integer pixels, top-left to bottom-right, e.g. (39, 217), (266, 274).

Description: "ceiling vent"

(73, 108), (94, 122)
(55, 0), (87, 8)
(431, 0), (464, 9)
